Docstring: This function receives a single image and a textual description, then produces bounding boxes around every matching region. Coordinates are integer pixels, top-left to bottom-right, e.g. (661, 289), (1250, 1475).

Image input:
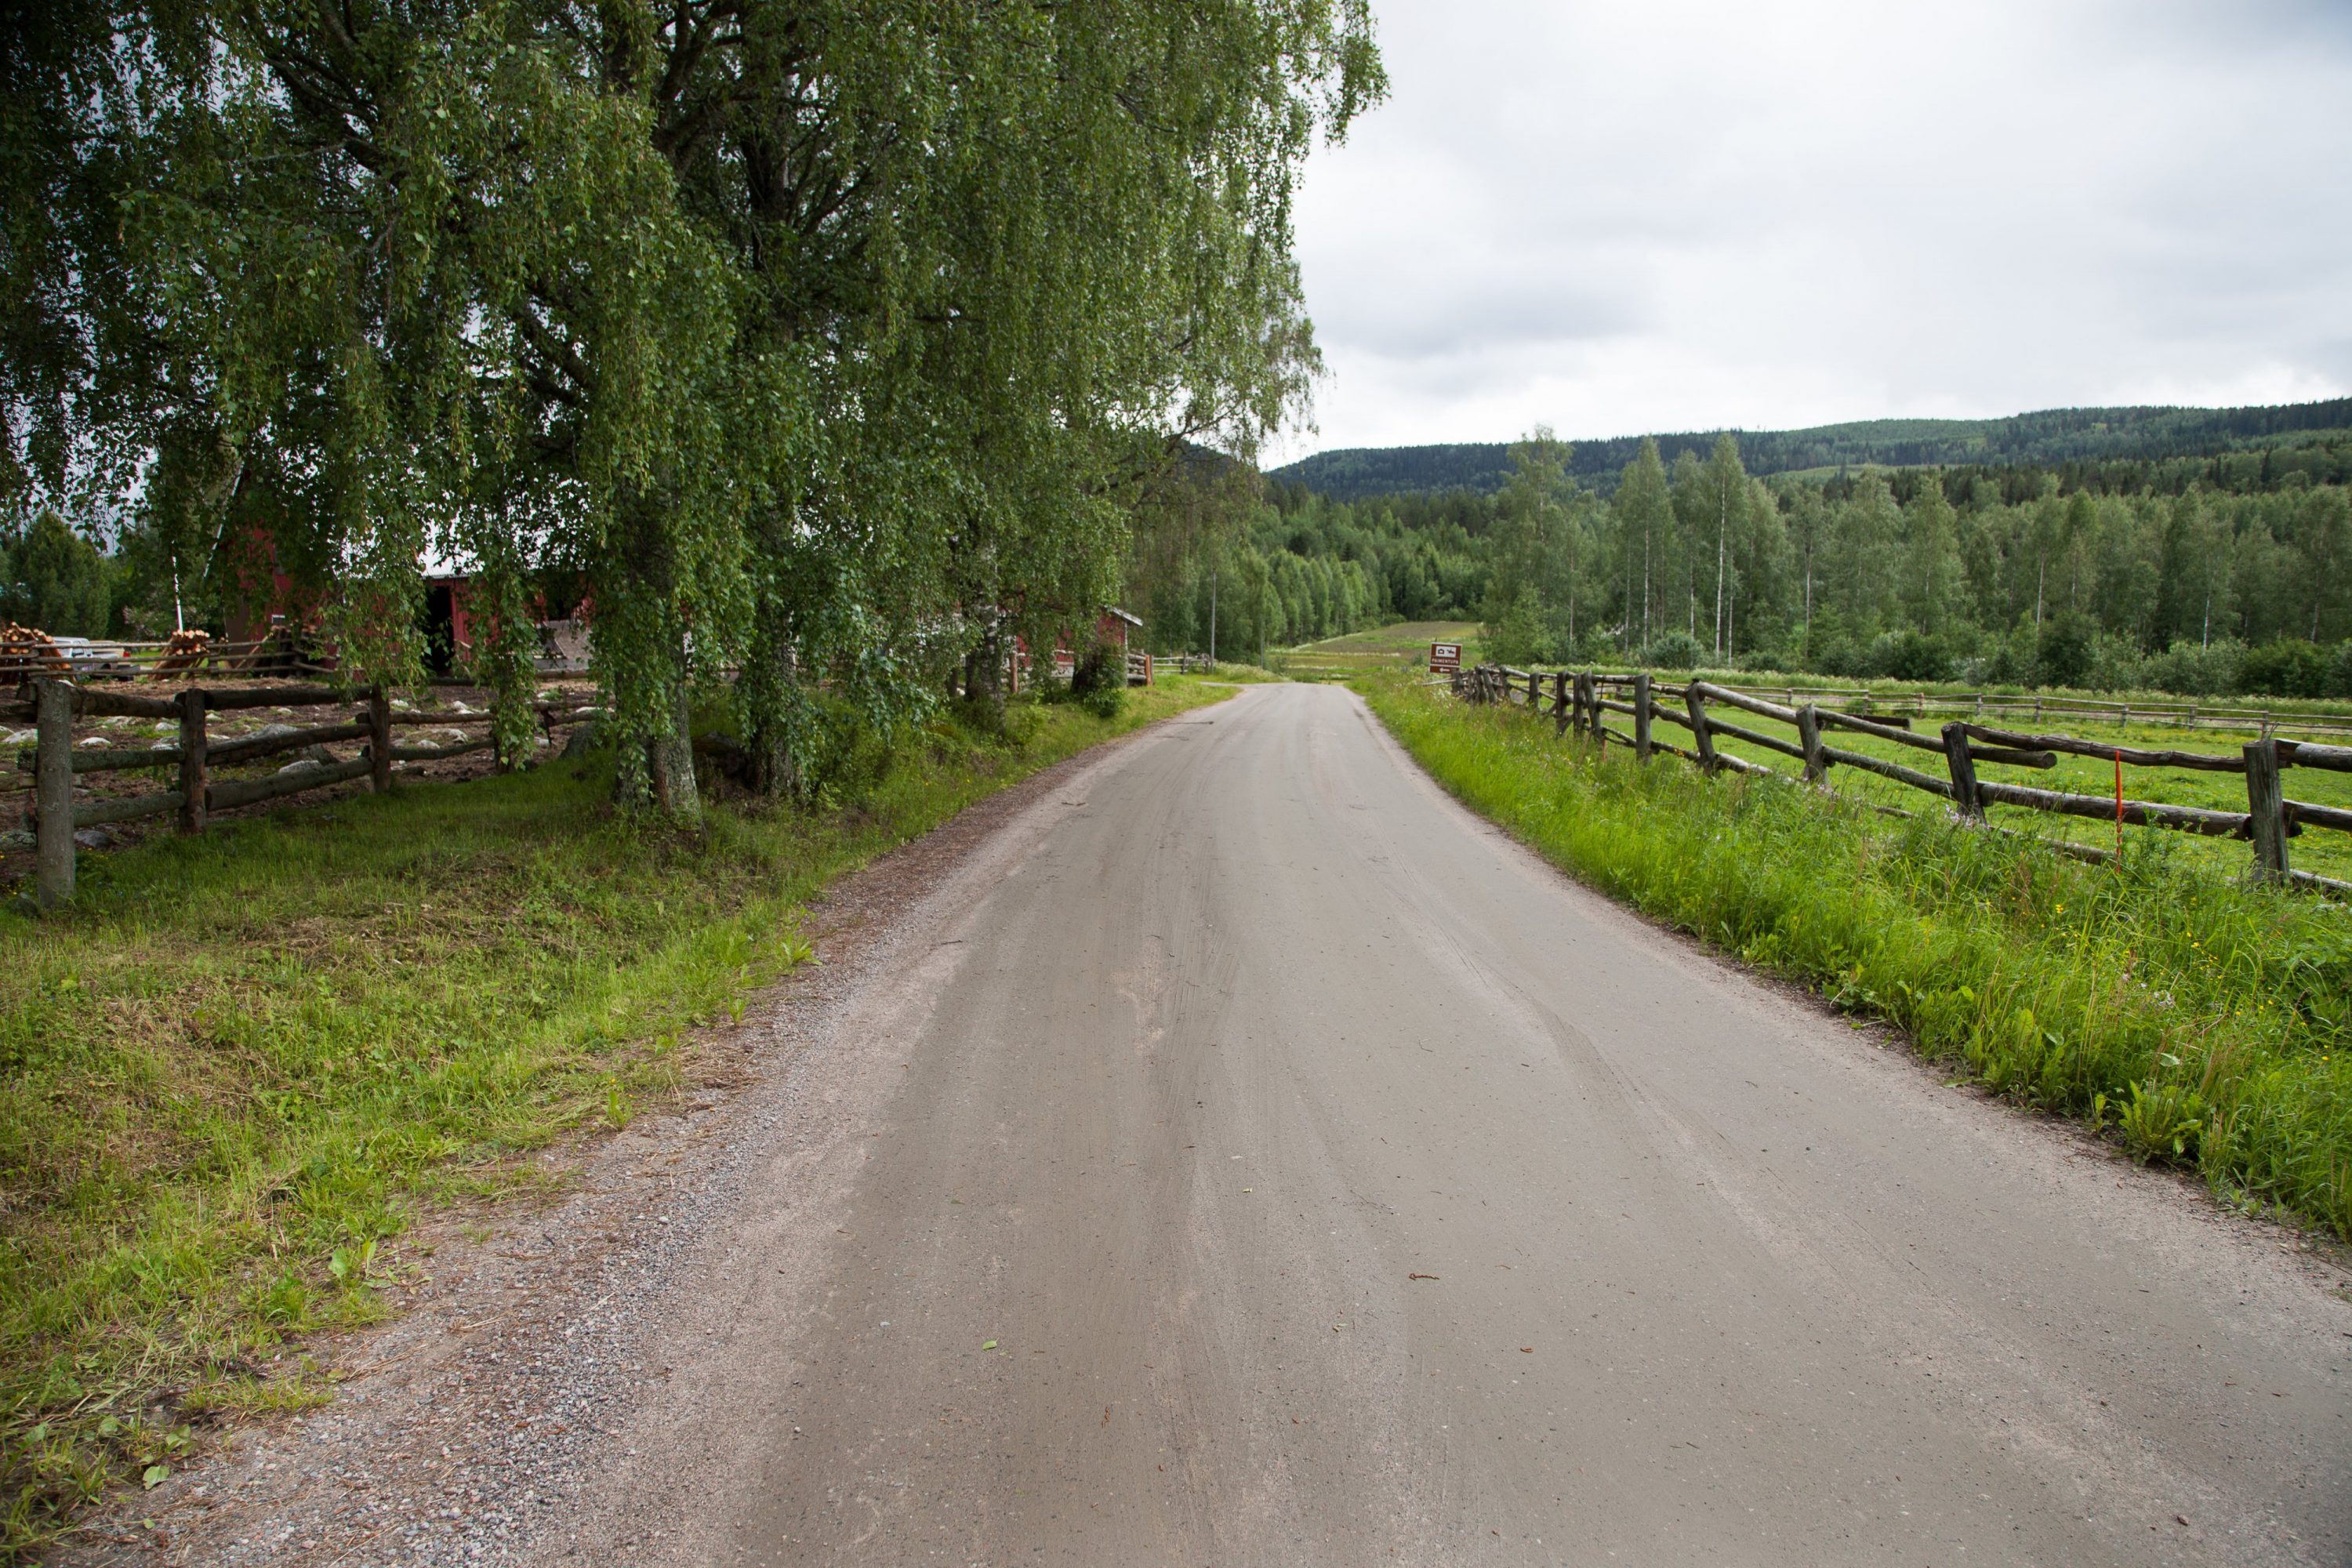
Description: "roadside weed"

(1363, 674), (2352, 1240)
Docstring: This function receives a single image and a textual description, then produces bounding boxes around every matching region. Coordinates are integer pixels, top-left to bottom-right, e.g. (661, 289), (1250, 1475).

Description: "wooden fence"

(6, 676), (599, 908)
(1451, 663), (2352, 897)
(1651, 680), (2352, 739)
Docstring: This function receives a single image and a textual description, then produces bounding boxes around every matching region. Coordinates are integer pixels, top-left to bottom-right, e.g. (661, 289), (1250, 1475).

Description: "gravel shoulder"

(53, 714), (1160, 1566)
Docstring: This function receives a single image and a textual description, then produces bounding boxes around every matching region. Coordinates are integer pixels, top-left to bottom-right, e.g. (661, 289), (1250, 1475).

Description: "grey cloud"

(1281, 0), (2352, 455)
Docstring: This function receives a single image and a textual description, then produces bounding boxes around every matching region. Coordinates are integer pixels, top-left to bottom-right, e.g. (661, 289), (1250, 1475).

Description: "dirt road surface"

(94, 683), (2350, 1566)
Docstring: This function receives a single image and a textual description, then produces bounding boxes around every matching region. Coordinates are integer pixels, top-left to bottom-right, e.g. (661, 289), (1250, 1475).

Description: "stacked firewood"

(153, 628), (212, 677)
(0, 623), (69, 681)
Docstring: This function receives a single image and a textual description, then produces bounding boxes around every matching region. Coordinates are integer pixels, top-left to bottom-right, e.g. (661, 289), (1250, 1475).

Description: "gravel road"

(82, 681), (2350, 1566)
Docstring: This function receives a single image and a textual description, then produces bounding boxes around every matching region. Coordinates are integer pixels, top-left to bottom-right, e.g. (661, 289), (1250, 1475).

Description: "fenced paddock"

(1451, 663), (2352, 895)
(5, 675), (601, 907)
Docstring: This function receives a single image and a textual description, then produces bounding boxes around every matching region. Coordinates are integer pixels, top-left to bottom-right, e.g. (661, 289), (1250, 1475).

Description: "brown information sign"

(1428, 641), (1462, 672)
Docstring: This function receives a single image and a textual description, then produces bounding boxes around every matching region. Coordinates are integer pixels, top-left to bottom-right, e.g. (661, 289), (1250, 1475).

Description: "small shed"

(1025, 606), (1149, 690)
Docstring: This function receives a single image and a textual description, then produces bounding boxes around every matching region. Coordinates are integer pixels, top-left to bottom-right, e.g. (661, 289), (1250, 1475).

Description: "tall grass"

(1363, 677), (2352, 1238)
(0, 678), (1229, 1557)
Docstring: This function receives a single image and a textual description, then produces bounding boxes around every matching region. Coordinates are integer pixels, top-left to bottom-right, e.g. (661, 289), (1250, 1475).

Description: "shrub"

(2240, 639), (2334, 699)
(2035, 612), (2097, 688)
(1642, 630), (1704, 670)
(1066, 639), (1127, 717)
(1483, 597), (1555, 667)
(1877, 630), (1951, 683)
(2137, 639), (2243, 698)
(1068, 641), (1117, 699)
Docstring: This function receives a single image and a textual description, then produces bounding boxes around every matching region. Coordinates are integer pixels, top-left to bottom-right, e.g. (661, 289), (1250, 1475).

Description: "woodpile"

(152, 629), (212, 677)
(0, 623), (70, 681)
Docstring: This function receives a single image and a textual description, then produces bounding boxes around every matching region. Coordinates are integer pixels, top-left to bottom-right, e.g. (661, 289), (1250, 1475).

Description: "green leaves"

(13, 0), (1378, 815)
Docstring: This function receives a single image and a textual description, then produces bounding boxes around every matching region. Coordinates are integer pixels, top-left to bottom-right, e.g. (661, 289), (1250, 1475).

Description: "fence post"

(1796, 703), (1827, 785)
(1686, 686), (1718, 774)
(176, 687), (208, 834)
(1552, 670), (1570, 736)
(2245, 738), (2288, 885)
(34, 677), (74, 909)
(1527, 670), (1540, 709)
(1940, 720), (1982, 822)
(368, 685), (394, 794)
(1633, 672), (1653, 761)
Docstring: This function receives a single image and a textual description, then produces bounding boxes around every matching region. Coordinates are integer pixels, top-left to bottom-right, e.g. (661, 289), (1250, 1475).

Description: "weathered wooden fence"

(1451, 662), (2352, 896)
(7, 676), (600, 908)
(1668, 681), (2352, 739)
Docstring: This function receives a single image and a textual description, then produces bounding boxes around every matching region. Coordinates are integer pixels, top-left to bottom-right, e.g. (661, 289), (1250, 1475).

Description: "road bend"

(608, 682), (2348, 1566)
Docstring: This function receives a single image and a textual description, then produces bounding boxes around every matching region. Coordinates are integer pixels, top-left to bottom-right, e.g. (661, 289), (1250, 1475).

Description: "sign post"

(1428, 641), (1462, 674)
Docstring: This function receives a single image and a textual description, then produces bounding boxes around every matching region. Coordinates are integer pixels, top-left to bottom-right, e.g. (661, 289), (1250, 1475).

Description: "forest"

(1270, 399), (2352, 499)
(1126, 422), (2352, 700)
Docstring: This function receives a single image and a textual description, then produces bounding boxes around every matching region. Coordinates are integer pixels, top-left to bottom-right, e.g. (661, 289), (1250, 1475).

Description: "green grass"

(1361, 673), (2352, 1240)
(1280, 621), (1482, 681)
(1298, 619), (1479, 655)
(1673, 710), (2352, 884)
(0, 677), (1232, 1558)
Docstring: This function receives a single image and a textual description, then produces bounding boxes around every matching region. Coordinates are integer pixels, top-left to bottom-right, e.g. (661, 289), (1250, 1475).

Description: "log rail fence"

(1434, 668), (2352, 739)
(1450, 662), (2352, 897)
(6, 675), (601, 908)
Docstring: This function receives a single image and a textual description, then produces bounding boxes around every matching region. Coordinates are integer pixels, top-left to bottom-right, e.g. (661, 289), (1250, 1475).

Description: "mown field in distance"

(1358, 672), (2352, 1244)
(0, 677), (1234, 1555)
(1280, 622), (1482, 679)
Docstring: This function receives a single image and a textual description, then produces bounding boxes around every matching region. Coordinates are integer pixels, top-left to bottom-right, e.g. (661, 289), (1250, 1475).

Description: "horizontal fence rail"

(1450, 663), (2350, 898)
(0, 628), (588, 685)
(9, 675), (598, 909)
(1402, 652), (2352, 738)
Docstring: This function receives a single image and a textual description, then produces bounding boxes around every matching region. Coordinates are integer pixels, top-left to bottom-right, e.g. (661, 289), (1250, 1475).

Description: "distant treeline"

(1130, 423), (2352, 700)
(1271, 399), (2352, 501)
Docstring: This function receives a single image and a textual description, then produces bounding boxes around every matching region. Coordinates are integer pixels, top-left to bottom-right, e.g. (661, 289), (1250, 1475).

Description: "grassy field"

(1280, 621), (1479, 680)
(1654, 705), (2352, 884)
(1360, 673), (2352, 1242)
(0, 677), (1232, 1556)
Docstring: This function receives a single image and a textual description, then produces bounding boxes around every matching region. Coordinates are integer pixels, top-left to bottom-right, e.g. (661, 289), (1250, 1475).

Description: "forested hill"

(1272, 398), (2352, 499)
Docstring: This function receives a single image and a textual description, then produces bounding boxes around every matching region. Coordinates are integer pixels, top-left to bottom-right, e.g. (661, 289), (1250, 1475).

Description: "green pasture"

(1668, 709), (2352, 884)
(1282, 621), (1481, 679)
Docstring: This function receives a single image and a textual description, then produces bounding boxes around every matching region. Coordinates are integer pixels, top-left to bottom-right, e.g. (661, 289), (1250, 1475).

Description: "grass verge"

(0, 677), (1232, 1558)
(1359, 674), (2352, 1237)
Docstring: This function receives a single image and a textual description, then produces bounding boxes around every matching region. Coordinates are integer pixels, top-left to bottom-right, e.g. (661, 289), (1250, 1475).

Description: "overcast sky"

(1272, 0), (2352, 461)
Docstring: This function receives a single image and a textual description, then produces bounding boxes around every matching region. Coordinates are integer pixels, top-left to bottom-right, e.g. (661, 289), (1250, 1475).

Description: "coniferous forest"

(1127, 408), (2352, 699)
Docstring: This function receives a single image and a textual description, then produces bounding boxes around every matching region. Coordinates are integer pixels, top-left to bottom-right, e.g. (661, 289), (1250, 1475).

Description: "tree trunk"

(742, 625), (803, 799)
(967, 619), (1007, 728)
(648, 662), (700, 822)
(1714, 499), (1727, 659)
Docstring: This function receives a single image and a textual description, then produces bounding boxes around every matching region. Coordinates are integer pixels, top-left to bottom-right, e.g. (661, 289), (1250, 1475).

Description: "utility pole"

(1208, 568), (1218, 663)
